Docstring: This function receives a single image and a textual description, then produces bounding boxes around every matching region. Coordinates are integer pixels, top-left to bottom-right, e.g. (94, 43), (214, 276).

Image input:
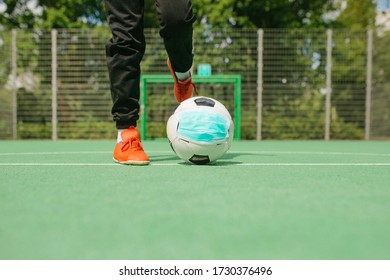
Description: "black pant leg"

(155, 0), (197, 72)
(105, 0), (145, 129)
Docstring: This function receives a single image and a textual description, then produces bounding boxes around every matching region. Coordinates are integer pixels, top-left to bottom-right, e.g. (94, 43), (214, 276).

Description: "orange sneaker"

(113, 126), (150, 165)
(168, 58), (198, 103)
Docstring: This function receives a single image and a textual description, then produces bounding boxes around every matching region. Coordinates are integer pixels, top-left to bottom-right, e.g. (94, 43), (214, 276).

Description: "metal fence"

(0, 28), (389, 140)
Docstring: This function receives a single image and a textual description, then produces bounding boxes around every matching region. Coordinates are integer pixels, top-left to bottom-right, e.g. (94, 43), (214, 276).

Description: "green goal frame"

(140, 74), (241, 141)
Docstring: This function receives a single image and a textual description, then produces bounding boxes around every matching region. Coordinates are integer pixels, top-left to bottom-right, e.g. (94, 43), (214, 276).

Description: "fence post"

(256, 29), (264, 141)
(365, 29), (373, 141)
(325, 29), (333, 141)
(51, 29), (58, 140)
(11, 29), (17, 140)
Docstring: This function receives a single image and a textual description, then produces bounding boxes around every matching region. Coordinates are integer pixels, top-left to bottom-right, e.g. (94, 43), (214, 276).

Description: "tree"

(330, 1), (377, 135)
(0, 0), (106, 28)
(1, 0), (339, 30)
(333, 0), (376, 30)
(0, 0), (41, 28)
(192, 0), (337, 29)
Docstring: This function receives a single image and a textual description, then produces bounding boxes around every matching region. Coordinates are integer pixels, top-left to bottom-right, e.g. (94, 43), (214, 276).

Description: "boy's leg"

(155, 0), (198, 102)
(105, 0), (149, 165)
(156, 0), (196, 72)
(105, 0), (145, 129)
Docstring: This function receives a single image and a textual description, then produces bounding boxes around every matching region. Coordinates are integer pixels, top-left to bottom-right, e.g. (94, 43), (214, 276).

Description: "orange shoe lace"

(177, 79), (199, 97)
(121, 137), (144, 152)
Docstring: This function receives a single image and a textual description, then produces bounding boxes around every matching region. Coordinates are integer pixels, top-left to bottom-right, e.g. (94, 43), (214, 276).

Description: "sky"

(0, 2), (6, 14)
(378, 0), (390, 11)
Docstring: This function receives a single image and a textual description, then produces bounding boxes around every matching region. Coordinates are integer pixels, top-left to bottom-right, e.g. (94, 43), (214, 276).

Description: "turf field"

(0, 140), (390, 260)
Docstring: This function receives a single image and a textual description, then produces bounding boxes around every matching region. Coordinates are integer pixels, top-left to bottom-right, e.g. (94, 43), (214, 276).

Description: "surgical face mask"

(177, 110), (230, 144)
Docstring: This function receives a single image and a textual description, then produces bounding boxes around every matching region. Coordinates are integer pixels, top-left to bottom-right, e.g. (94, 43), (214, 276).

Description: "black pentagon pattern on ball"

(189, 154), (210, 165)
(169, 141), (176, 154)
(194, 97), (215, 107)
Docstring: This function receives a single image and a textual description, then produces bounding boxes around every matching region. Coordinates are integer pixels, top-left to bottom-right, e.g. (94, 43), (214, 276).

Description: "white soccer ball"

(166, 96), (234, 165)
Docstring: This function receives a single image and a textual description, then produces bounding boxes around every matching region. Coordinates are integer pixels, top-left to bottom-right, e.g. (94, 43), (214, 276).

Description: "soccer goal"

(140, 74), (241, 141)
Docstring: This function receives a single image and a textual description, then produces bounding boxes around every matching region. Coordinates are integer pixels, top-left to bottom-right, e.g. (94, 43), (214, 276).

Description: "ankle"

(175, 71), (191, 81)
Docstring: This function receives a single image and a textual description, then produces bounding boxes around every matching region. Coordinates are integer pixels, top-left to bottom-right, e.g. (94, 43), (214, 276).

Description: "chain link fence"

(0, 28), (389, 140)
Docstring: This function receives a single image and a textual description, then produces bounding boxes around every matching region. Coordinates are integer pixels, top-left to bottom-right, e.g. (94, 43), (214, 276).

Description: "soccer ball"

(166, 96), (234, 165)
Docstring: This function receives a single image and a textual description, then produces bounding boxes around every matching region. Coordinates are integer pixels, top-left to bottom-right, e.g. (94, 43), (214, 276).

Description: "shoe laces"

(121, 137), (143, 152)
(177, 79), (199, 96)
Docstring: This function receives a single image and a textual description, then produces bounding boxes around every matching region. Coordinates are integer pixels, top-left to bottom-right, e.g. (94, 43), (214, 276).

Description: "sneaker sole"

(113, 157), (150, 166)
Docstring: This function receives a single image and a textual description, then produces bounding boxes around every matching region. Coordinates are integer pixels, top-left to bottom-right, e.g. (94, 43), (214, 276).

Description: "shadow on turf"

(150, 152), (272, 165)
(177, 160), (243, 166)
(207, 152), (275, 166)
(209, 152), (274, 166)
(148, 154), (179, 162)
(223, 152), (276, 159)
(149, 155), (242, 165)
(178, 152), (271, 166)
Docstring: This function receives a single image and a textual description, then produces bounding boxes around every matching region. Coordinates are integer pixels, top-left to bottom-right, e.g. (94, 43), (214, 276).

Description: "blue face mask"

(177, 110), (230, 143)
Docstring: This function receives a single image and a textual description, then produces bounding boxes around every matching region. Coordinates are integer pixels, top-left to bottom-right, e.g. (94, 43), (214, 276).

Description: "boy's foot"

(168, 59), (198, 103)
(113, 126), (150, 165)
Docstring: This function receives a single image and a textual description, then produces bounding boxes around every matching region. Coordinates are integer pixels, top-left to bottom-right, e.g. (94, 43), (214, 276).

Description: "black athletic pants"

(105, 0), (196, 129)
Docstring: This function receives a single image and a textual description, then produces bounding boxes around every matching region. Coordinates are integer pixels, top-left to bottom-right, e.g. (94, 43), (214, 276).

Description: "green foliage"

(0, 0), (342, 29)
(241, 101), (257, 140)
(0, 0), (106, 29)
(0, 0), (38, 28)
(262, 93), (363, 139)
(334, 0), (376, 30)
(12, 31), (52, 130)
(192, 0), (336, 29)
(59, 121), (115, 139)
(41, 7), (71, 28)
(330, 116), (364, 140)
(371, 30), (390, 138)
(39, 0), (106, 28)
(331, 31), (367, 128)
(0, 31), (11, 85)
(0, 89), (13, 139)
(263, 93), (324, 139)
(17, 122), (51, 139)
(16, 121), (116, 139)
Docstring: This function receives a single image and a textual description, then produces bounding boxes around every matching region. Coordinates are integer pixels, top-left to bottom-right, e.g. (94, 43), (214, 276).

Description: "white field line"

(0, 151), (111, 156)
(0, 163), (390, 167)
(1, 150), (389, 167)
(0, 150), (390, 157)
(232, 151), (390, 157)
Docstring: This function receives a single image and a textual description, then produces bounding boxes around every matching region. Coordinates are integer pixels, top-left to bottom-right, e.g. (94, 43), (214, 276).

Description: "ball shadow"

(150, 152), (276, 165)
(148, 154), (179, 162)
